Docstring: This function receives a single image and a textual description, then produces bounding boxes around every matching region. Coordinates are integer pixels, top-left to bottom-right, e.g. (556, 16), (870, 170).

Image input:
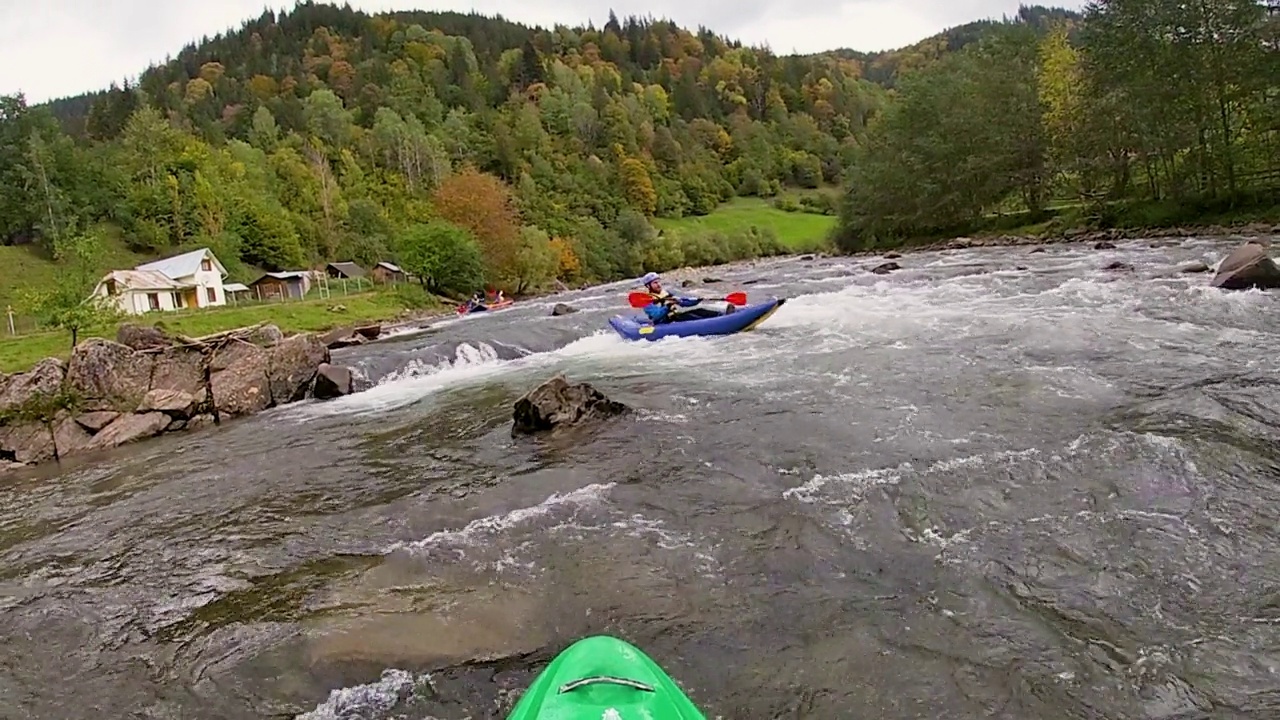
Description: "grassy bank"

(0, 289), (444, 374)
(655, 197), (837, 253)
(0, 235), (149, 312)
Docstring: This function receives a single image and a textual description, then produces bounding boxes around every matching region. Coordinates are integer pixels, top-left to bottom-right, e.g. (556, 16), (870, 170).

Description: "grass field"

(654, 197), (837, 252)
(0, 290), (443, 374)
(0, 237), (150, 313)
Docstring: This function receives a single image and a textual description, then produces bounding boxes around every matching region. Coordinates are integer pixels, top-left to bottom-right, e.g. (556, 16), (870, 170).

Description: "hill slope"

(6, 2), (896, 284)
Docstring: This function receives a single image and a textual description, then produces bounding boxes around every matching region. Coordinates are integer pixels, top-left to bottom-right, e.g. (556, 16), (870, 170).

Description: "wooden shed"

(326, 262), (365, 279)
(250, 271), (312, 300)
(371, 261), (406, 283)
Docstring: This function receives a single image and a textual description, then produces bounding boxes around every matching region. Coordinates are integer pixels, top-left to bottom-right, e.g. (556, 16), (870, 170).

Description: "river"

(2, 236), (1279, 719)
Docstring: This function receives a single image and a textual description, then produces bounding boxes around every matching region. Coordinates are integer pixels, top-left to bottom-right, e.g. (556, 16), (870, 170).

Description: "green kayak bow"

(506, 635), (707, 719)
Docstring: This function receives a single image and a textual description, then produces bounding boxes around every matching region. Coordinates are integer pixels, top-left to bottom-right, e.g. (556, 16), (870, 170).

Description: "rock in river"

(511, 374), (628, 435)
(312, 363), (354, 399)
(1209, 241), (1280, 290)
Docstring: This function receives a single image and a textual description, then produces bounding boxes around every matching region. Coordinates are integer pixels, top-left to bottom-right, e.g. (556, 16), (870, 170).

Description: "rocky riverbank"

(0, 323), (354, 475)
(873, 220), (1280, 255)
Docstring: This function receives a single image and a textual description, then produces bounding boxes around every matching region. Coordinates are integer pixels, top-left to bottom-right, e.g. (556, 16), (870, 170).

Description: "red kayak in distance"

(456, 298), (515, 315)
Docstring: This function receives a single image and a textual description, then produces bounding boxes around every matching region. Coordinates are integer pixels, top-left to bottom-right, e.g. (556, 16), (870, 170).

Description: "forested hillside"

(9, 0), (1262, 299)
(2, 1), (900, 296)
(835, 0), (1280, 250)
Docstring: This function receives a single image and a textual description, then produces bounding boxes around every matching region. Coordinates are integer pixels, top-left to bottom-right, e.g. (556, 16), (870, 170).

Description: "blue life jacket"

(641, 290), (697, 322)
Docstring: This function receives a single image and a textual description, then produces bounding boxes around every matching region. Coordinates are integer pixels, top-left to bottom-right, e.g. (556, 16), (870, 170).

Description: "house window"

(206, 287), (217, 304)
(105, 279), (118, 295)
(147, 293), (160, 311)
(201, 258), (213, 271)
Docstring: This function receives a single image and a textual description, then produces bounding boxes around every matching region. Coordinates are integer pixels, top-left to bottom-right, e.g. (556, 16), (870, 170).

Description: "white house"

(92, 247), (230, 316)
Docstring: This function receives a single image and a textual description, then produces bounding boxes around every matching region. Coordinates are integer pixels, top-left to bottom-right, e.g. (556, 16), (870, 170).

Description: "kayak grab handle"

(558, 676), (655, 694)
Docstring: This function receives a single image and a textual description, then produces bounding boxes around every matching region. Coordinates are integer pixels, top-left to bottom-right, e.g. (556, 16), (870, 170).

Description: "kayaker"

(639, 272), (722, 323)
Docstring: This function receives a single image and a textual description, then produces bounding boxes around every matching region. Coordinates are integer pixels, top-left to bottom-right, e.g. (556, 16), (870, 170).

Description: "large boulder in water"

(1210, 241), (1280, 290)
(311, 363), (354, 400)
(511, 374), (628, 435)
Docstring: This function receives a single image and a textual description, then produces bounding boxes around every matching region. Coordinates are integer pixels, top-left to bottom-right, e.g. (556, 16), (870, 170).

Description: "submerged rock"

(511, 375), (628, 435)
(870, 261), (900, 275)
(550, 303), (578, 316)
(1209, 241), (1280, 290)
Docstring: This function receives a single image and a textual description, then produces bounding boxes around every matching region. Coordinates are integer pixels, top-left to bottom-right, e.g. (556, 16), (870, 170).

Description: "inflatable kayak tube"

(506, 635), (707, 719)
(608, 297), (785, 341)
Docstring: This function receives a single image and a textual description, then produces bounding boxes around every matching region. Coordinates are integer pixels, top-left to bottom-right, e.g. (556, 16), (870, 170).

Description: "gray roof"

(223, 282), (250, 293)
(97, 269), (191, 292)
(376, 261), (403, 273)
(253, 271), (310, 283)
(327, 261), (365, 277)
(135, 248), (225, 279)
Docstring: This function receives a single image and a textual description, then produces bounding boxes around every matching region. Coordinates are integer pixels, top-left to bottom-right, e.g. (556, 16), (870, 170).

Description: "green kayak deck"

(506, 635), (707, 719)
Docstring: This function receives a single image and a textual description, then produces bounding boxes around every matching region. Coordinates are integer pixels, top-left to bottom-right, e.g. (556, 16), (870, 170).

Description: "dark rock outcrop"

(0, 358), (64, 413)
(210, 341), (272, 417)
(870, 261), (900, 275)
(268, 334), (329, 404)
(116, 323), (175, 351)
(88, 412), (171, 450)
(511, 375), (628, 435)
(550, 303), (578, 316)
(0, 323), (353, 475)
(312, 363), (354, 399)
(75, 411), (119, 432)
(65, 339), (154, 411)
(320, 324), (382, 349)
(1209, 241), (1280, 290)
(1102, 260), (1133, 272)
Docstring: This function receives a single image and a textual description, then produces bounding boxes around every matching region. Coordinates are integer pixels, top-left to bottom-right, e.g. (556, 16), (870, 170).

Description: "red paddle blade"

(627, 291), (653, 308)
(723, 292), (747, 305)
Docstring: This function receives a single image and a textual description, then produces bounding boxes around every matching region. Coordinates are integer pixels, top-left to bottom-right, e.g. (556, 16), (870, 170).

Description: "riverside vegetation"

(0, 1), (1277, 370)
(835, 0), (1280, 248)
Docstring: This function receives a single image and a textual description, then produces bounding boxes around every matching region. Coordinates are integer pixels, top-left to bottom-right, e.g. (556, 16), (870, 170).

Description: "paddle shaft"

(627, 291), (746, 308)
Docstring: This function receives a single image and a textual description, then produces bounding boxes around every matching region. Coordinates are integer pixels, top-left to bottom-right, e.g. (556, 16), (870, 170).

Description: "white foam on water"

(293, 251), (1275, 422)
(296, 668), (428, 720)
(784, 446), (1045, 509)
(386, 482), (615, 557)
(382, 481), (723, 578)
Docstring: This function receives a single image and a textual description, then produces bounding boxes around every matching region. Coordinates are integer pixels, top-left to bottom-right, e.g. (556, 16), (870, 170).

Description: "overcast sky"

(1, 0), (1083, 103)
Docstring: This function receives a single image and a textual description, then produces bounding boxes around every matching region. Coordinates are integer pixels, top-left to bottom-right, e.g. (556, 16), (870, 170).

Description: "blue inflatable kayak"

(608, 297), (785, 341)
